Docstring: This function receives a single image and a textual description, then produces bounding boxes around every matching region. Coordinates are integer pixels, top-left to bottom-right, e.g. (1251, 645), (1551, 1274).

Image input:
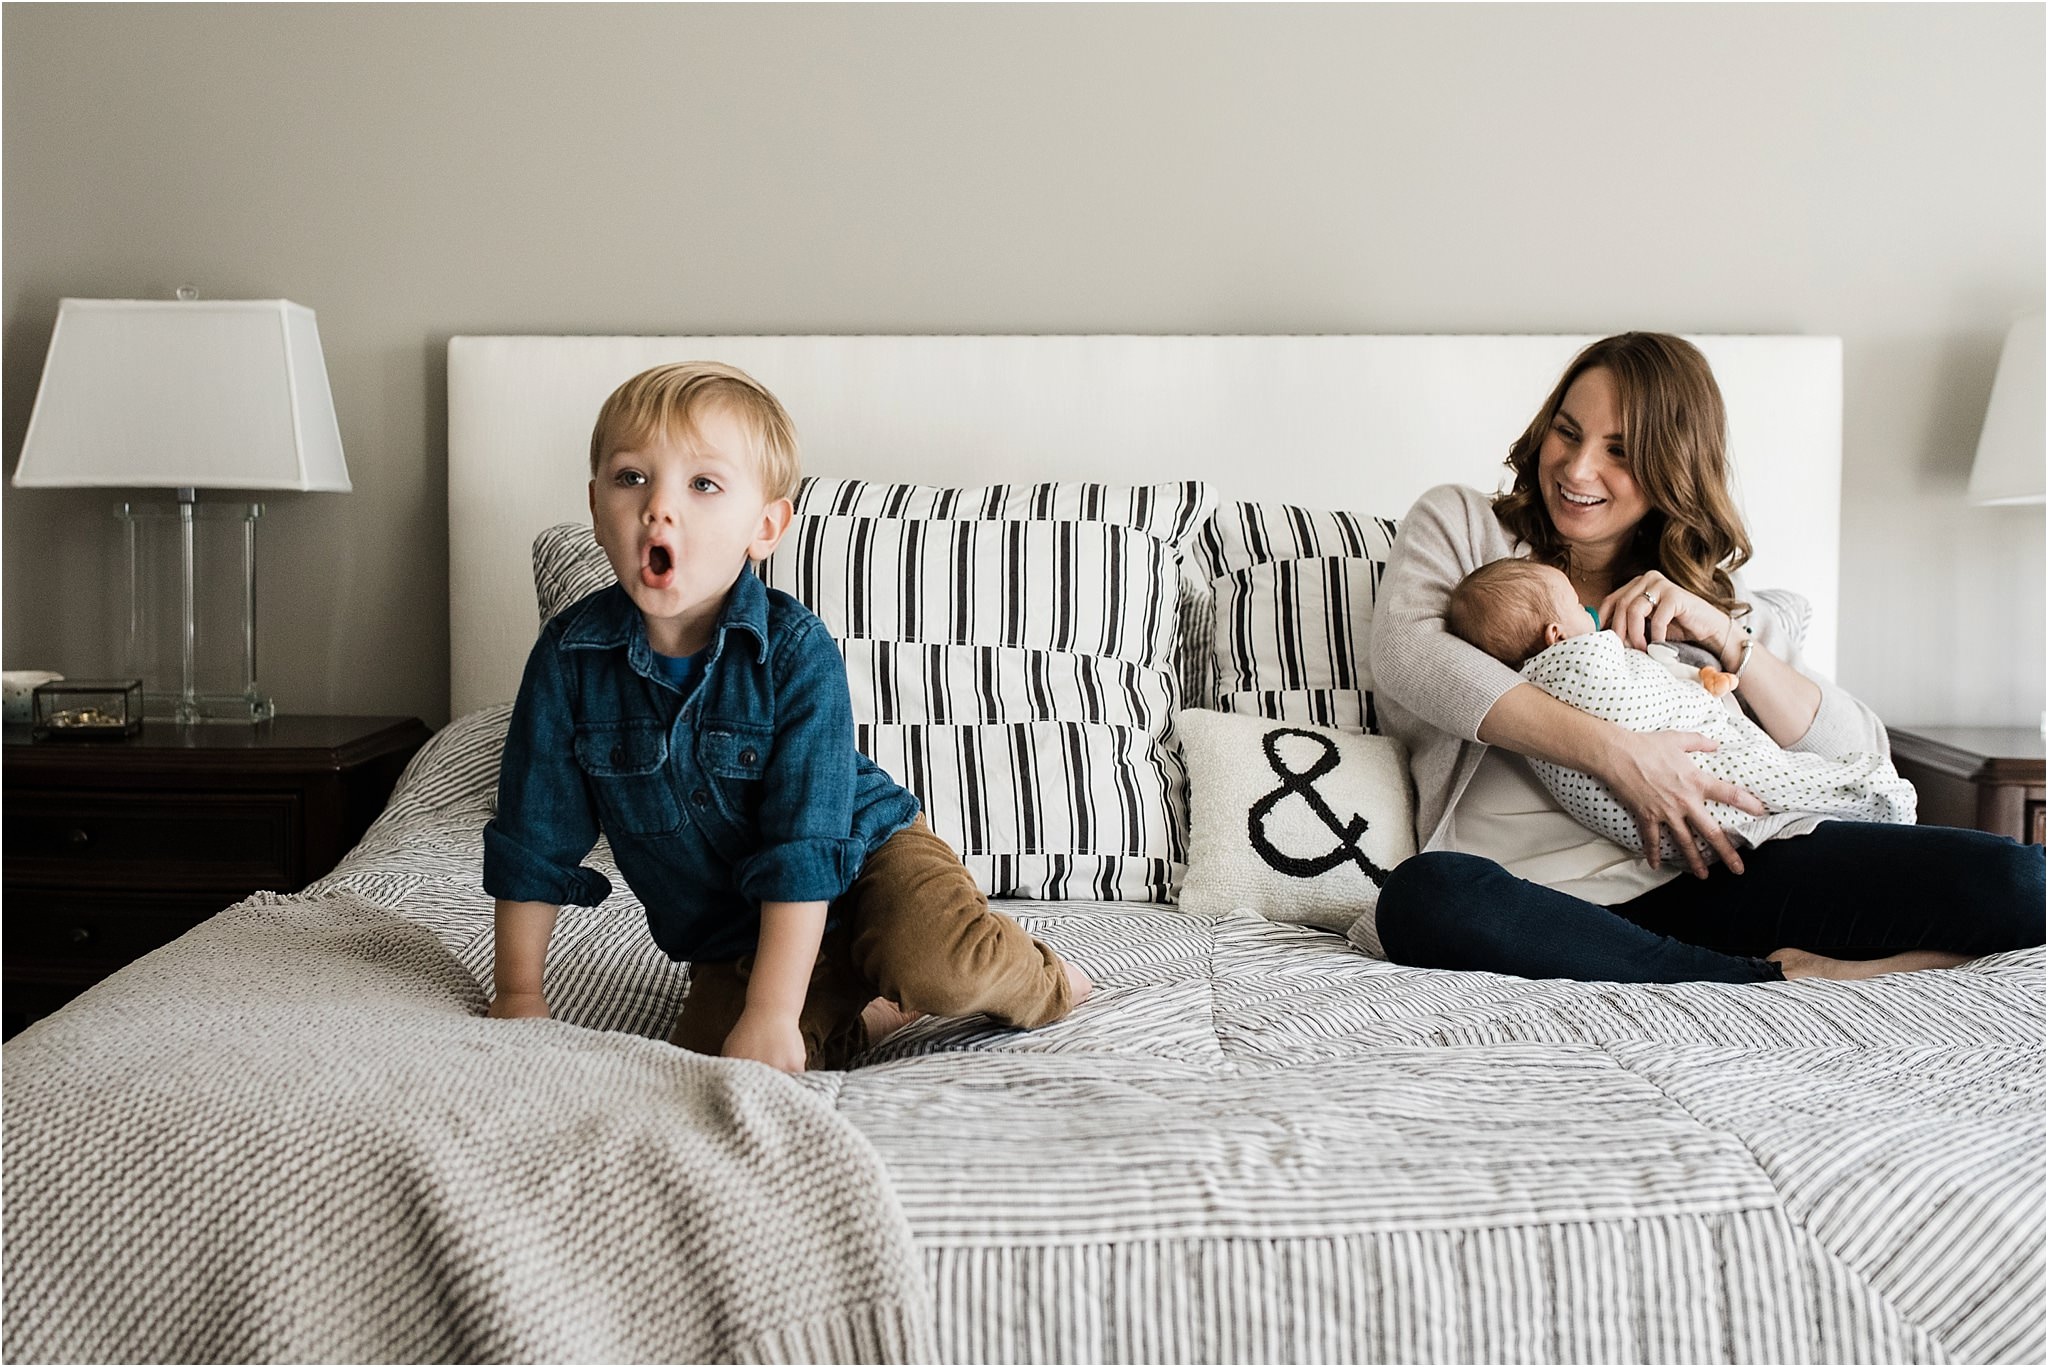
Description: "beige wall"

(5, 2), (2042, 730)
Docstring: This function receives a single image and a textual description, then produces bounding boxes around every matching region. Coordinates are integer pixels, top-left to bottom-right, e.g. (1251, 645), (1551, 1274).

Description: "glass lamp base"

(150, 689), (277, 725)
(117, 498), (273, 726)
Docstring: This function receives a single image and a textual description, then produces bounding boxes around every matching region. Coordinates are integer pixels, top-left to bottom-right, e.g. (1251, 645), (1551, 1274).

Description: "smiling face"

(588, 402), (793, 658)
(1536, 366), (1652, 574)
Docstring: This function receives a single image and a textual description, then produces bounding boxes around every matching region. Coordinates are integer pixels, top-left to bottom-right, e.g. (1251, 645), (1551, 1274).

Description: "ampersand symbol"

(1246, 728), (1394, 884)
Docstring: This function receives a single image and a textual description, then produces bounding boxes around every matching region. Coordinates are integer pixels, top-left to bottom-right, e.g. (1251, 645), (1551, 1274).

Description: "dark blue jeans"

(1375, 822), (2045, 983)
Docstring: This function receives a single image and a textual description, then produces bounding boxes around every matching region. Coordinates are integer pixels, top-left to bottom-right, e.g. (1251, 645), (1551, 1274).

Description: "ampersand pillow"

(1174, 707), (1416, 934)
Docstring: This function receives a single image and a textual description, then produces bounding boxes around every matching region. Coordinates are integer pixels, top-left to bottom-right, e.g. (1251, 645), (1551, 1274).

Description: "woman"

(1366, 332), (2042, 983)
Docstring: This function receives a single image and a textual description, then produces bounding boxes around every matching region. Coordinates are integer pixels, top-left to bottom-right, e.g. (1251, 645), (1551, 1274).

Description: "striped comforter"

(318, 707), (2046, 1364)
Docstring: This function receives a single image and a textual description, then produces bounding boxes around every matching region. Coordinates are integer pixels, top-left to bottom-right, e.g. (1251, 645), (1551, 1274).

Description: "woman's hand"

(722, 1008), (808, 1073)
(1599, 729), (1767, 878)
(1599, 572), (1735, 661)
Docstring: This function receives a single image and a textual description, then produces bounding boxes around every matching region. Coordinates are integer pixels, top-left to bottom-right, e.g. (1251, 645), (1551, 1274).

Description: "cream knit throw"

(2, 893), (934, 1364)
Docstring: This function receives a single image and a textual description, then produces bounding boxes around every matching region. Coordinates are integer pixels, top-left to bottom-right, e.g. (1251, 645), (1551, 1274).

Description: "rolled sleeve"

(735, 619), (863, 905)
(1786, 684), (1890, 760)
(482, 824), (614, 907)
(480, 628), (610, 908)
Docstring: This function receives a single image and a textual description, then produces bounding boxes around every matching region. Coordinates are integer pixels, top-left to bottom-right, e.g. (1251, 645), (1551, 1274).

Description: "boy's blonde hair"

(588, 361), (802, 502)
(1447, 558), (1556, 668)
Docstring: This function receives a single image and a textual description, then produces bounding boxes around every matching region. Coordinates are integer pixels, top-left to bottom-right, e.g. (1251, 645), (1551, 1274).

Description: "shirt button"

(611, 745), (624, 765)
(691, 788), (710, 806)
(739, 747), (757, 765)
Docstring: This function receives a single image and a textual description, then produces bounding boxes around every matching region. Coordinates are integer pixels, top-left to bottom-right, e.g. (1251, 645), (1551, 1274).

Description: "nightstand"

(1888, 725), (2046, 845)
(2, 714), (431, 1038)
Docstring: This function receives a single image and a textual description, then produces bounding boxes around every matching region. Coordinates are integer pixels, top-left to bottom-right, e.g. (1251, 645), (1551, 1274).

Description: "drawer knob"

(68, 926), (92, 945)
(65, 828), (91, 848)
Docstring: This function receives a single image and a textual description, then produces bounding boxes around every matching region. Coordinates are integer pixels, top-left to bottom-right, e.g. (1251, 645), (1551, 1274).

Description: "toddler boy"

(1446, 557), (1915, 861)
(483, 361), (1089, 1072)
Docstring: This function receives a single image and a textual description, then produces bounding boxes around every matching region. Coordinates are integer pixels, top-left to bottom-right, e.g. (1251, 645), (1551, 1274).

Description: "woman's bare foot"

(1770, 947), (1971, 981)
(1063, 958), (1094, 1008)
(859, 996), (924, 1045)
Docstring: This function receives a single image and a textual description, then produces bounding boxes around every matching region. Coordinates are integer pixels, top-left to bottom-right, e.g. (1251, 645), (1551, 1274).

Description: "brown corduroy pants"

(670, 815), (1075, 1070)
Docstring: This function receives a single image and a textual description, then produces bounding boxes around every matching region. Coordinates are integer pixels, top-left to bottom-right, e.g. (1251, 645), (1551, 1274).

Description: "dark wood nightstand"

(1888, 725), (2046, 845)
(2, 714), (431, 1038)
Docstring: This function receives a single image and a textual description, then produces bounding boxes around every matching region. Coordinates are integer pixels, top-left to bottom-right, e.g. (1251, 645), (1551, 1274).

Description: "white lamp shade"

(1968, 312), (2045, 506)
(12, 298), (350, 492)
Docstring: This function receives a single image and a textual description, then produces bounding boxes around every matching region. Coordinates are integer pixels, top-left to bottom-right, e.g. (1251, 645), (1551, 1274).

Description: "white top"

(1443, 747), (1678, 905)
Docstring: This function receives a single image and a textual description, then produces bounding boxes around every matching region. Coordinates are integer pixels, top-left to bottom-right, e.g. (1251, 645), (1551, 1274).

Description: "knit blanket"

(1, 892), (934, 1365)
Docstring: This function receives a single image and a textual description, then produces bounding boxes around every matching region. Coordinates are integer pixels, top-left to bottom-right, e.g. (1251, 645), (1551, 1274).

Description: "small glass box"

(32, 678), (144, 741)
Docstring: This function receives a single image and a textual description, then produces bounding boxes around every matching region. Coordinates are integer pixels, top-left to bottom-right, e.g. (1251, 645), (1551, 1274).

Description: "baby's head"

(589, 361), (801, 501)
(1447, 558), (1595, 667)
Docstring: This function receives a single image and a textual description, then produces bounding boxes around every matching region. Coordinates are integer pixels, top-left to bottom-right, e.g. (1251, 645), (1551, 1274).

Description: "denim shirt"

(482, 572), (920, 963)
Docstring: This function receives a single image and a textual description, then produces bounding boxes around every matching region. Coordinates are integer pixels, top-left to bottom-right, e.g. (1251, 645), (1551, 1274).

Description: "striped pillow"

(1189, 501), (1401, 734)
(532, 522), (616, 626)
(766, 477), (1217, 902)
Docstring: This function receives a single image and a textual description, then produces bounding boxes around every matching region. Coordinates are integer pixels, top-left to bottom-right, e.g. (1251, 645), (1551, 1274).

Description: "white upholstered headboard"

(448, 334), (1841, 717)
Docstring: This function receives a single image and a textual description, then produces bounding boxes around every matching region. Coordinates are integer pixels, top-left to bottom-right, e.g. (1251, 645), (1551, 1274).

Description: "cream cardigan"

(1367, 483), (1890, 855)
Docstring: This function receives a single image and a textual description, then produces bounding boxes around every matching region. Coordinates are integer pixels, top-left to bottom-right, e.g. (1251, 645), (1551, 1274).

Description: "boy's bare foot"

(1770, 947), (1971, 981)
(860, 996), (924, 1045)
(1063, 958), (1093, 1008)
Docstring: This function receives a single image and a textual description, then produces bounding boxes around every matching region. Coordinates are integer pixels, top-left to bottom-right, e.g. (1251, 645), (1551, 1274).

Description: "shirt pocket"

(574, 720), (682, 836)
(698, 723), (773, 782)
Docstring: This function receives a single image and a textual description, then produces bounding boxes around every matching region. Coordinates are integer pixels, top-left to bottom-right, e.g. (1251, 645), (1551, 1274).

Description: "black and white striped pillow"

(768, 477), (1216, 902)
(1189, 501), (1401, 735)
(533, 523), (617, 626)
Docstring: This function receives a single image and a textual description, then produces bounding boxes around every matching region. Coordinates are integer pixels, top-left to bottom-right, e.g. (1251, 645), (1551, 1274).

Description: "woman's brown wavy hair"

(1493, 332), (1751, 615)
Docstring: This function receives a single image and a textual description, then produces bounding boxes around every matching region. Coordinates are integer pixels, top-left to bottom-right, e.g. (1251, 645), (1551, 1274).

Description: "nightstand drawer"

(3, 714), (432, 1041)
(1889, 725), (2046, 844)
(4, 790), (301, 889)
(2, 889), (226, 975)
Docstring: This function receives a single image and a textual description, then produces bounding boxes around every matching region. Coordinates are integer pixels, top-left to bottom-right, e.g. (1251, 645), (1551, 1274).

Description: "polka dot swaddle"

(1522, 631), (1917, 863)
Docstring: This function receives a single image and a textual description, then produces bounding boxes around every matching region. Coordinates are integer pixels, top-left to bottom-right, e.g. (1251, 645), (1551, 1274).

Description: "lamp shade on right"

(1968, 312), (2045, 507)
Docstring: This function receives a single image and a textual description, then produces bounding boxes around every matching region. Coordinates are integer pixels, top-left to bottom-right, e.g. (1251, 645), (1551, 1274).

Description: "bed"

(5, 334), (2040, 1365)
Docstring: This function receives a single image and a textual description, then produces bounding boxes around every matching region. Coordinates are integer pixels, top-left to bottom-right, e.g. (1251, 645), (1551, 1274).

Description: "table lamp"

(11, 296), (350, 723)
(1967, 312), (2045, 507)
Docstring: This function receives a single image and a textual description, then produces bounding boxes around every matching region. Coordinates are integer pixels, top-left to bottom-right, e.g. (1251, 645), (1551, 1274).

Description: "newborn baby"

(1447, 557), (1916, 862)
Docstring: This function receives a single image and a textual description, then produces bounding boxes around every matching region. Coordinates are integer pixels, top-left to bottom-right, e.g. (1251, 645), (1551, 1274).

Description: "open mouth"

(1557, 487), (1606, 509)
(642, 543), (675, 588)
